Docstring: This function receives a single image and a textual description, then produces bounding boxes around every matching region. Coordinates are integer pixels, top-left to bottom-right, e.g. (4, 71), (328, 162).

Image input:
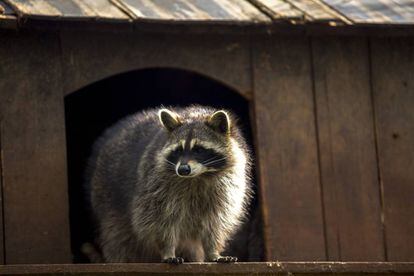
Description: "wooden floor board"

(1, 262), (413, 275)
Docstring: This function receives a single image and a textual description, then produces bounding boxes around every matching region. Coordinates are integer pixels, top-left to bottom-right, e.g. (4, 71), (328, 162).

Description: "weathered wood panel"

(252, 36), (326, 261)
(287, 0), (346, 22)
(248, 0), (303, 20)
(112, 0), (269, 22)
(4, 0), (414, 27)
(60, 32), (252, 99)
(312, 37), (385, 261)
(322, 0), (414, 24)
(252, 0), (348, 24)
(4, 0), (129, 20)
(0, 30), (71, 264)
(0, 124), (4, 264)
(1, 262), (413, 275)
(370, 37), (414, 261)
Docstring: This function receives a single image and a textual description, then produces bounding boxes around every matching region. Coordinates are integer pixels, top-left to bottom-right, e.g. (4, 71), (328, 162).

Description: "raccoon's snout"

(177, 164), (191, 176)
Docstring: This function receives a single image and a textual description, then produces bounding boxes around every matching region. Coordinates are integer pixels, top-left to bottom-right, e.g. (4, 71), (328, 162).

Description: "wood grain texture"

(0, 30), (71, 264)
(4, 0), (61, 16)
(1, 262), (414, 275)
(252, 36), (326, 261)
(77, 0), (129, 19)
(4, 0), (129, 20)
(322, 0), (414, 24)
(111, 0), (269, 22)
(249, 0), (303, 20)
(312, 37), (385, 261)
(370, 37), (414, 261)
(60, 31), (252, 100)
(286, 0), (346, 22)
(4, 0), (414, 27)
(0, 122), (4, 264)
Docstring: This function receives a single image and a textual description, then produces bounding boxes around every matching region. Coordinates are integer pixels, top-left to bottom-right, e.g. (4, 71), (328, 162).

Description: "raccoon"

(86, 105), (252, 263)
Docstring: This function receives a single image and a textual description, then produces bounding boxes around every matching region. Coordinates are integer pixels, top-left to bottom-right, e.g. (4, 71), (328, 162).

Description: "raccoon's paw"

(215, 256), (238, 263)
(162, 257), (184, 265)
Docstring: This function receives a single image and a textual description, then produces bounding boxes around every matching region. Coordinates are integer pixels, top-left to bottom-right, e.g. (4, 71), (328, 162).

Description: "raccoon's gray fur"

(86, 105), (252, 263)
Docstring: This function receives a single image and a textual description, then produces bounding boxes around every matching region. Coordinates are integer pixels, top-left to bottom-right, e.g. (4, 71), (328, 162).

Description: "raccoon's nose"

(177, 164), (191, 176)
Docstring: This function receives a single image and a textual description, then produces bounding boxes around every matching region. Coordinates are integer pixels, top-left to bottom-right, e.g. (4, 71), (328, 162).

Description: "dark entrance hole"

(64, 68), (263, 262)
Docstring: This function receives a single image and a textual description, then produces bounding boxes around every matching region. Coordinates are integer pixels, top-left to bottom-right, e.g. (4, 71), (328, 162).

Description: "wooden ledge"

(0, 262), (413, 275)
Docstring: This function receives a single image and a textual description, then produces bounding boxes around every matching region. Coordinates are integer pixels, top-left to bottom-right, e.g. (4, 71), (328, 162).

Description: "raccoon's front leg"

(159, 238), (184, 264)
(202, 233), (238, 263)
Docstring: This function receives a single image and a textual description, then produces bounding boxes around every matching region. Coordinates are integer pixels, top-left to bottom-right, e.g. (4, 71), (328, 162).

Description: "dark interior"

(64, 68), (263, 263)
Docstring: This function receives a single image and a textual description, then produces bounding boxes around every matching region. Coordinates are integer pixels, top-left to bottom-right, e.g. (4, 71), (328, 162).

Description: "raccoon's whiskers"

(164, 159), (176, 167)
(203, 157), (227, 166)
(201, 156), (219, 164)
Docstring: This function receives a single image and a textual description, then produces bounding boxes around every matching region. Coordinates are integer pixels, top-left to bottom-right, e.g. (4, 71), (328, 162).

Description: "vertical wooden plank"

(312, 37), (385, 261)
(0, 30), (71, 264)
(0, 123), (4, 264)
(252, 36), (326, 261)
(371, 37), (414, 261)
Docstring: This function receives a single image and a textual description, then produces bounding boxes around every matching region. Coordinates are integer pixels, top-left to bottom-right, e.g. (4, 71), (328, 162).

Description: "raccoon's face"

(158, 108), (232, 178)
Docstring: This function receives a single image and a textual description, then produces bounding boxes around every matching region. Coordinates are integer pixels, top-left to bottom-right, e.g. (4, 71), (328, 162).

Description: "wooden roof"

(1, 0), (414, 29)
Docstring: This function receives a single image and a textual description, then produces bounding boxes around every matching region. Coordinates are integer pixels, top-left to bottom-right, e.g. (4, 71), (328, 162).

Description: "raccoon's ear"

(159, 109), (182, 131)
(207, 110), (231, 135)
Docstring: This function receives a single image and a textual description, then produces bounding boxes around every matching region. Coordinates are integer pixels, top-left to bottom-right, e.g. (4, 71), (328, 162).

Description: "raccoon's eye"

(192, 145), (204, 154)
(167, 146), (183, 163)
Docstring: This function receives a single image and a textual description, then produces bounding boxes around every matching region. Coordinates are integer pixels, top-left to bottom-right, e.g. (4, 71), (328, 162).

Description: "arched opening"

(64, 68), (263, 262)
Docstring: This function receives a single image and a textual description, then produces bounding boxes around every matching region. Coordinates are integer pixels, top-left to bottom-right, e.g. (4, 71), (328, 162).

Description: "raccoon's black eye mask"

(193, 145), (227, 169)
(166, 144), (227, 170)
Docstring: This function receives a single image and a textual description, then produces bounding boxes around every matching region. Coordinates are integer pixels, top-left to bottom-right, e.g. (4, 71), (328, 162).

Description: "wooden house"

(0, 0), (413, 274)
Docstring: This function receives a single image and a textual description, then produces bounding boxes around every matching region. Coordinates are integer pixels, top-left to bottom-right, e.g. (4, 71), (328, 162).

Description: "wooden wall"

(253, 36), (414, 262)
(0, 30), (71, 264)
(0, 29), (413, 263)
